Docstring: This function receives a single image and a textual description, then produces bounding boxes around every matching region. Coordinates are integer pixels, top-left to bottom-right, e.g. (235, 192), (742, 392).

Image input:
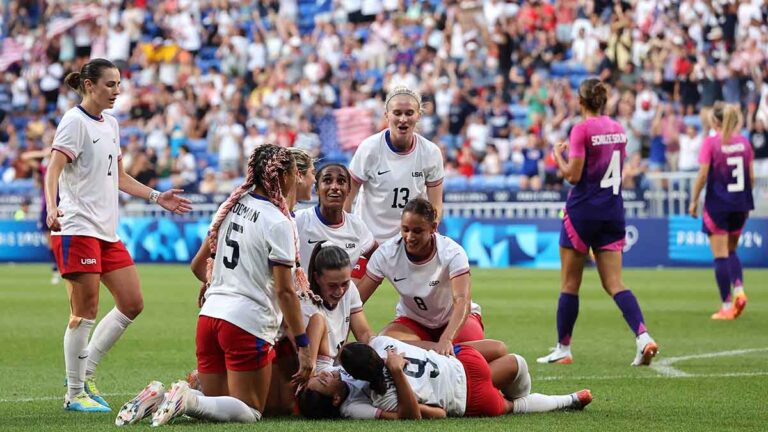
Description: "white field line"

(0, 392), (134, 404)
(650, 347), (768, 377)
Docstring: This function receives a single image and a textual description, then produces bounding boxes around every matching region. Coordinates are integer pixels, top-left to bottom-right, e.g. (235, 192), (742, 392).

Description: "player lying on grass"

(356, 198), (485, 356)
(264, 242), (375, 416)
(298, 336), (592, 419)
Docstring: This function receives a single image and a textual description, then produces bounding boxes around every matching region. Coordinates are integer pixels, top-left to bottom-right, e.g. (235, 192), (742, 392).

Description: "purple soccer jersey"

(699, 134), (754, 213)
(565, 116), (627, 221)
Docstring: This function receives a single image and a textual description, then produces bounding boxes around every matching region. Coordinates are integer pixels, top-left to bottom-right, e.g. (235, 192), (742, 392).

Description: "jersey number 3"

(726, 156), (745, 192)
(600, 150), (621, 195)
(223, 222), (243, 269)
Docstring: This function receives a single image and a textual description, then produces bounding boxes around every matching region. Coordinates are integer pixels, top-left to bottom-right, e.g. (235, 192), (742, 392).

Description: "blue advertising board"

(1, 217), (766, 268)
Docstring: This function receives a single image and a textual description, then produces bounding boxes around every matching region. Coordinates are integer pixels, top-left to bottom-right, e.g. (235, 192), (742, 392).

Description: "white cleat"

(631, 332), (659, 366)
(151, 381), (191, 427)
(536, 344), (573, 364)
(116, 381), (165, 426)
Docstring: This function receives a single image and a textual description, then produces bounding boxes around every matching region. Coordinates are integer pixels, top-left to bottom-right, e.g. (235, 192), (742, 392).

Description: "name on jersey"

(591, 133), (627, 146)
(230, 202), (260, 223)
(721, 143), (745, 154)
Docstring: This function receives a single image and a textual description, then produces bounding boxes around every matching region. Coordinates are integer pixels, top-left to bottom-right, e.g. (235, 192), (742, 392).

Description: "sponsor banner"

(1, 217), (766, 268)
(443, 189), (642, 203)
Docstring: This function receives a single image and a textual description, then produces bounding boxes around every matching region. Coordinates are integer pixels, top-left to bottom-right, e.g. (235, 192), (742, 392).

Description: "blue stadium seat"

(569, 63), (588, 75)
(157, 177), (173, 192)
(187, 138), (208, 153)
(569, 75), (589, 89)
(469, 175), (506, 192)
(505, 175), (522, 191)
(503, 160), (521, 176)
(199, 46), (218, 61)
(443, 175), (468, 192)
(550, 62), (569, 77)
(508, 104), (529, 119)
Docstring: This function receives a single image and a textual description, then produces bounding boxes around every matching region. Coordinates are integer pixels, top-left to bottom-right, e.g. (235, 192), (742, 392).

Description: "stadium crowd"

(1, 0), (768, 196)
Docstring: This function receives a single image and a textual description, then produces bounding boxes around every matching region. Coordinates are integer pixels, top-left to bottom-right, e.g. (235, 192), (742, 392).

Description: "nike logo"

(308, 239), (321, 244)
(393, 277), (407, 282)
(92, 138), (100, 143)
(377, 170), (391, 175)
(78, 354), (88, 359)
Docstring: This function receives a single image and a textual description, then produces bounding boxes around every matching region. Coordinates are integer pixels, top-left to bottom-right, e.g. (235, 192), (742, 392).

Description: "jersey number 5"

(726, 156), (745, 192)
(600, 150), (621, 195)
(223, 222), (243, 269)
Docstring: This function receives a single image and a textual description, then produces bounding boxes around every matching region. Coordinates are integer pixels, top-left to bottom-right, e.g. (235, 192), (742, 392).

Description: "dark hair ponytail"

(339, 343), (388, 395)
(578, 78), (608, 114)
(64, 58), (117, 95)
(307, 242), (351, 300)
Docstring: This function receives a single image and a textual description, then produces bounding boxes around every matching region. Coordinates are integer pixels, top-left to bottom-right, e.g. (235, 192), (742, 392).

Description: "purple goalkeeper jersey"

(565, 116), (627, 221)
(699, 133), (754, 213)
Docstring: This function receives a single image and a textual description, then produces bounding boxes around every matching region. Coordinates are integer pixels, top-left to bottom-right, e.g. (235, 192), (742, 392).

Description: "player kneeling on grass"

(115, 145), (313, 426)
(264, 242), (375, 416)
(298, 336), (591, 419)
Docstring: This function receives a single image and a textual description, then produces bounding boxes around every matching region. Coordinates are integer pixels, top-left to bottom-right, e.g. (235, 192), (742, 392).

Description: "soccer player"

(689, 102), (754, 320)
(287, 147), (315, 210)
(264, 243), (375, 416)
(45, 59), (191, 412)
(537, 79), (659, 366)
(295, 163), (377, 281)
(298, 336), (591, 419)
(356, 198), (484, 356)
(139, 145), (313, 426)
(344, 85), (445, 243)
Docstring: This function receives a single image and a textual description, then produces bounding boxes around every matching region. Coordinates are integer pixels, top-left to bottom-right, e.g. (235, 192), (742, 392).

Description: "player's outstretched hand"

(434, 338), (453, 357)
(46, 207), (63, 232)
(385, 347), (407, 372)
(158, 189), (193, 215)
(688, 201), (698, 218)
(292, 346), (314, 386)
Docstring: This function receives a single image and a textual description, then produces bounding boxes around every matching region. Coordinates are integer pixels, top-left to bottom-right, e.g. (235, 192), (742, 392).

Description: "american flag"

(46, 3), (103, 39)
(334, 106), (374, 151)
(0, 38), (24, 72)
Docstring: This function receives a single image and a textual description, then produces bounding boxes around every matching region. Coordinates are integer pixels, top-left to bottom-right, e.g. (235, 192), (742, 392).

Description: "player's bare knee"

(121, 301), (143, 320)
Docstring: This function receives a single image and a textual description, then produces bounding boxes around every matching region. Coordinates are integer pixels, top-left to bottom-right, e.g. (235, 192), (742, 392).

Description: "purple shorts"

(559, 210), (626, 254)
(702, 210), (748, 236)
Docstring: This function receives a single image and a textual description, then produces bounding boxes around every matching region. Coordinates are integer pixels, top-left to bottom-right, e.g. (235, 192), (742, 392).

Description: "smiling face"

(317, 165), (350, 211)
(315, 267), (352, 309)
(400, 211), (437, 257)
(84, 67), (121, 112)
(385, 95), (420, 143)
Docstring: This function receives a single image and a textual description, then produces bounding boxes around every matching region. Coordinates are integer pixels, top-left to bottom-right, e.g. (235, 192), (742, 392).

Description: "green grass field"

(1, 264), (766, 431)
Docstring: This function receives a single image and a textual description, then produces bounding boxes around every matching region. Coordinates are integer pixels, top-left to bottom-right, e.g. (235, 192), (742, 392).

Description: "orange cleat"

(732, 292), (747, 318)
(571, 389), (593, 410)
(710, 307), (736, 320)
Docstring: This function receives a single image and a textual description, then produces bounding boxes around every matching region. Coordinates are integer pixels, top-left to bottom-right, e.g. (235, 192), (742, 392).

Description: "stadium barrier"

(2, 216), (765, 268)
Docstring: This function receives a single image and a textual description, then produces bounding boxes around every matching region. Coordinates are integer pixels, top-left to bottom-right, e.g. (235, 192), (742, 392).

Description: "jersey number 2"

(600, 150), (621, 195)
(726, 156), (745, 192)
(107, 155), (113, 176)
(223, 222), (243, 269)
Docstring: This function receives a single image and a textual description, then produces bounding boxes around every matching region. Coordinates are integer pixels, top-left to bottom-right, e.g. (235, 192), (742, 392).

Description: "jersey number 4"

(223, 222), (243, 269)
(600, 150), (621, 195)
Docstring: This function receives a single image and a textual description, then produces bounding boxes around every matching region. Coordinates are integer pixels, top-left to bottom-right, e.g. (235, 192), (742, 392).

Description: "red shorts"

(51, 235), (134, 276)
(455, 345), (507, 417)
(196, 315), (276, 373)
(390, 313), (485, 343)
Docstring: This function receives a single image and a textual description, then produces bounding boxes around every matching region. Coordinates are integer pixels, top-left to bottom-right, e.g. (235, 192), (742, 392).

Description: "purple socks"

(728, 252), (743, 288)
(613, 290), (647, 336)
(556, 293), (579, 345)
(714, 258), (732, 303)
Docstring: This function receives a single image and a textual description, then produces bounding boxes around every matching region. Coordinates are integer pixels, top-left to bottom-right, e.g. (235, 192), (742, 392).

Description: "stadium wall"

(1, 217), (766, 268)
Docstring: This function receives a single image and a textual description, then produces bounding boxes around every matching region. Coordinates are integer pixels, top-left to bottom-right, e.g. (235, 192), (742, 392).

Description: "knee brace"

(503, 354), (531, 399)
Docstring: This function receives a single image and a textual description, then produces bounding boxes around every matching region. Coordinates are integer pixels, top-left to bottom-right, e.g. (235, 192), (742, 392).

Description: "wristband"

(295, 333), (309, 348)
(149, 190), (160, 203)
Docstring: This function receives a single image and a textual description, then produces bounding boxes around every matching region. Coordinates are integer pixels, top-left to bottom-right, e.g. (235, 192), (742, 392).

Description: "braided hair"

(205, 144), (309, 292)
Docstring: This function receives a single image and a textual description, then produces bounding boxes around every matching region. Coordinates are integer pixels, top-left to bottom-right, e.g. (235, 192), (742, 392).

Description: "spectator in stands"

(171, 144), (197, 189)
(678, 124), (703, 173)
(747, 103), (768, 177)
(481, 143), (503, 176)
(214, 111), (244, 177)
(198, 167), (218, 194)
(520, 132), (543, 191)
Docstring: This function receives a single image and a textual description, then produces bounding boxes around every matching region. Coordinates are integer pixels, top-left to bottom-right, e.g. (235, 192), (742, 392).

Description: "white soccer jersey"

(366, 234), (480, 328)
(368, 336), (467, 417)
(300, 281), (364, 362)
(337, 367), (381, 419)
(348, 130), (444, 243)
(51, 106), (122, 241)
(200, 193), (297, 343)
(295, 205), (375, 270)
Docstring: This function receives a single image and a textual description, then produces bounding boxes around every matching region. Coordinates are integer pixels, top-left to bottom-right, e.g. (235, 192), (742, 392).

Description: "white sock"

(85, 307), (132, 377)
(64, 318), (95, 398)
(733, 286), (744, 295)
(187, 394), (261, 423)
(502, 354), (531, 399)
(722, 301), (733, 310)
(512, 393), (574, 414)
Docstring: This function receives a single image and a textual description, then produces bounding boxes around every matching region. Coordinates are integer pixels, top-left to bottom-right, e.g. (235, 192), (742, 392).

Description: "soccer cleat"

(710, 307), (736, 320)
(51, 271), (61, 285)
(570, 389), (593, 410)
(151, 380), (191, 426)
(536, 344), (573, 364)
(631, 334), (659, 366)
(64, 391), (112, 412)
(732, 291), (747, 318)
(115, 381), (165, 426)
(85, 376), (110, 409)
